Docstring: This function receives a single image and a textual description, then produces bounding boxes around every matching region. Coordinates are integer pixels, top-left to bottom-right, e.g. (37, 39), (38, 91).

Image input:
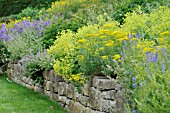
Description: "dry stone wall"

(6, 60), (124, 113)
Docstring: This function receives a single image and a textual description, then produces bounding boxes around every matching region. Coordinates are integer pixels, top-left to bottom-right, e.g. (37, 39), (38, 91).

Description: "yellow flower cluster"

(113, 54), (121, 60)
(69, 73), (85, 84)
(102, 56), (108, 59)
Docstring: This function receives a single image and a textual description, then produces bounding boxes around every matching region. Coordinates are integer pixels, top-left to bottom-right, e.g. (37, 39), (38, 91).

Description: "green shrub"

(21, 48), (54, 84)
(43, 17), (86, 49)
(0, 0), (56, 17)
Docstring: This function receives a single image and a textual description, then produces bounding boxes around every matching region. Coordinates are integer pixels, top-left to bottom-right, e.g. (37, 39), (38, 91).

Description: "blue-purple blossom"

(162, 64), (166, 75)
(136, 33), (142, 38)
(132, 110), (136, 113)
(0, 24), (11, 42)
(132, 83), (137, 88)
(153, 56), (158, 62)
(132, 77), (136, 82)
(123, 40), (127, 45)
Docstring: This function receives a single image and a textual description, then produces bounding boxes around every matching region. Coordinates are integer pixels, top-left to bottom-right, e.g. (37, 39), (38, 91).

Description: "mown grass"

(0, 75), (68, 113)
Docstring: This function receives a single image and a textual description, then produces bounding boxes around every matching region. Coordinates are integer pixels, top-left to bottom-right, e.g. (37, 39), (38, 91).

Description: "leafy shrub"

(3, 19), (51, 59)
(21, 48), (54, 84)
(43, 17), (86, 49)
(0, 0), (56, 17)
(48, 6), (170, 112)
(17, 7), (39, 19)
(122, 6), (170, 38)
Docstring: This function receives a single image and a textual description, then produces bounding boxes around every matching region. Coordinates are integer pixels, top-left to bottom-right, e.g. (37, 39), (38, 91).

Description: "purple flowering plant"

(2, 19), (51, 59)
(110, 32), (170, 113)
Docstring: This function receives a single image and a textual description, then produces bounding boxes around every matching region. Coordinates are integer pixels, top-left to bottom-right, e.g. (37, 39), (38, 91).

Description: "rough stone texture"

(7, 61), (124, 113)
(44, 81), (51, 91)
(57, 82), (67, 96)
(101, 90), (116, 100)
(82, 82), (90, 96)
(89, 87), (102, 110)
(93, 76), (118, 90)
(66, 84), (75, 99)
(34, 85), (44, 94)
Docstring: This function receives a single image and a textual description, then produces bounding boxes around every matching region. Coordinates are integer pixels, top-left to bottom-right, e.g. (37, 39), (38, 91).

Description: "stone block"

(44, 90), (51, 97)
(25, 84), (34, 90)
(82, 83), (90, 96)
(44, 81), (51, 91)
(101, 99), (116, 112)
(101, 90), (116, 100)
(58, 96), (67, 104)
(34, 85), (44, 94)
(66, 84), (75, 99)
(90, 110), (105, 113)
(89, 87), (102, 110)
(78, 94), (90, 107)
(68, 101), (86, 113)
(58, 82), (67, 96)
(115, 99), (124, 109)
(92, 76), (118, 90)
(53, 83), (58, 93)
(54, 75), (64, 83)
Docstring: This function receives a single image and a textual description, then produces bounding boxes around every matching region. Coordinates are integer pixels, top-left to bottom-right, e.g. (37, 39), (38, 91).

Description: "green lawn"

(0, 75), (68, 113)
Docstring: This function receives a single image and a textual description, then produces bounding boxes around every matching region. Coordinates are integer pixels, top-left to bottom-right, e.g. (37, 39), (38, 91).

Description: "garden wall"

(6, 60), (124, 113)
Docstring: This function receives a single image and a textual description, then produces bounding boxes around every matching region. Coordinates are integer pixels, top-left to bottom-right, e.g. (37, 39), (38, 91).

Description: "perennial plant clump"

(48, 6), (170, 112)
(0, 1), (170, 113)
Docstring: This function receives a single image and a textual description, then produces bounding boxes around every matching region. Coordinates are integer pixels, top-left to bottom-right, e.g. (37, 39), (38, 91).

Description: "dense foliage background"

(0, 0), (57, 17)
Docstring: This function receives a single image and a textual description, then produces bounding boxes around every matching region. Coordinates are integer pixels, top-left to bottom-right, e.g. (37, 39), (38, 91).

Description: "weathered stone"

(44, 70), (55, 81)
(49, 93), (57, 101)
(66, 84), (75, 99)
(101, 90), (116, 100)
(19, 81), (26, 87)
(115, 90), (123, 99)
(82, 83), (90, 96)
(7, 69), (14, 78)
(16, 63), (24, 74)
(49, 70), (55, 82)
(53, 83), (58, 93)
(93, 76), (117, 90)
(21, 76), (27, 83)
(83, 107), (91, 113)
(101, 99), (116, 112)
(44, 90), (51, 97)
(25, 84), (34, 90)
(90, 110), (105, 113)
(58, 102), (65, 107)
(73, 92), (80, 101)
(57, 82), (67, 95)
(116, 99), (124, 109)
(44, 81), (51, 91)
(77, 94), (90, 107)
(58, 96), (67, 104)
(68, 101), (85, 113)
(89, 87), (102, 110)
(50, 82), (54, 93)
(54, 75), (64, 83)
(34, 85), (44, 94)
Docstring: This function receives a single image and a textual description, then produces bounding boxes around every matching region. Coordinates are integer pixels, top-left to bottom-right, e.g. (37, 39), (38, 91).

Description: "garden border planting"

(5, 59), (124, 113)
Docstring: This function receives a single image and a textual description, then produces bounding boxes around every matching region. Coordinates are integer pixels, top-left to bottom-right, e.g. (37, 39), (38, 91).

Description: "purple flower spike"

(123, 40), (127, 45)
(153, 56), (158, 62)
(136, 33), (142, 38)
(132, 83), (137, 88)
(162, 64), (166, 75)
(132, 77), (136, 82)
(162, 47), (166, 52)
(132, 110), (136, 113)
